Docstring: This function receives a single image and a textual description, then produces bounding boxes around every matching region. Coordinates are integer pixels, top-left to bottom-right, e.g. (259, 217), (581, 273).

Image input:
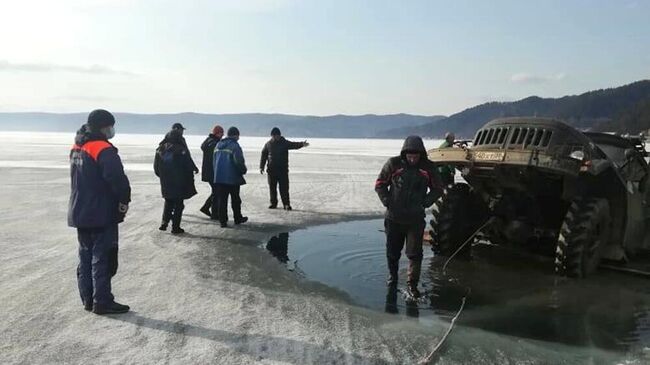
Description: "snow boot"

(234, 216), (248, 225)
(159, 221), (168, 231)
(93, 301), (130, 315)
(199, 206), (211, 217)
(284, 205), (292, 211)
(200, 197), (212, 217)
(83, 301), (93, 312)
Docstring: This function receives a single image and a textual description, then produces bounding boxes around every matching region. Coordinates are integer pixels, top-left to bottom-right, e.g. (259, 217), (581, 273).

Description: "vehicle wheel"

(555, 198), (611, 278)
(430, 183), (486, 257)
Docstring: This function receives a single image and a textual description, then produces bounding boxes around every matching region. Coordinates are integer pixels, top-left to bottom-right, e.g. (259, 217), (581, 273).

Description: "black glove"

(117, 202), (129, 223)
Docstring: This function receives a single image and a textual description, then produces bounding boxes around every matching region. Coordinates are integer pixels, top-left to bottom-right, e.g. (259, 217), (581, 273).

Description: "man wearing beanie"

(259, 127), (309, 210)
(68, 109), (131, 314)
(199, 124), (224, 219)
(213, 126), (248, 227)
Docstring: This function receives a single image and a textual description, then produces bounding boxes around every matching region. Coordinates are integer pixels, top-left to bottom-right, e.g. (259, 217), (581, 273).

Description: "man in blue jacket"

(68, 109), (131, 315)
(213, 127), (248, 228)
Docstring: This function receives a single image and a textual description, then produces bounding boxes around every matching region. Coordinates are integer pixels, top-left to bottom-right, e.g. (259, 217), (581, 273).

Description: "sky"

(0, 0), (649, 116)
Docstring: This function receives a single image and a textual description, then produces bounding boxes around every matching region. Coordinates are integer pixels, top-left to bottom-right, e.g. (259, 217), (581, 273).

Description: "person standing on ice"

(213, 126), (248, 228)
(375, 135), (443, 299)
(154, 128), (197, 234)
(199, 124), (224, 219)
(438, 132), (456, 186)
(68, 109), (131, 315)
(259, 127), (309, 210)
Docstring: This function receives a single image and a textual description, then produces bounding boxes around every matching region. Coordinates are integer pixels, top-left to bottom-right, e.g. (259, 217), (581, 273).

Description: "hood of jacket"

(158, 129), (185, 153)
(216, 137), (239, 150)
(400, 135), (427, 159)
(74, 124), (108, 146)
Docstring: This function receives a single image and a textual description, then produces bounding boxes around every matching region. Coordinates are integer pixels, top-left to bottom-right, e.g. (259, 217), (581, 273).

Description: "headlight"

(569, 150), (585, 161)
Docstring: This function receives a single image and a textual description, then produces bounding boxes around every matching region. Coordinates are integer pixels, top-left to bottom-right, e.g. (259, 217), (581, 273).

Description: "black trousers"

(385, 219), (425, 263)
(199, 182), (220, 219)
(215, 183), (243, 224)
(268, 171), (290, 206)
(162, 198), (185, 228)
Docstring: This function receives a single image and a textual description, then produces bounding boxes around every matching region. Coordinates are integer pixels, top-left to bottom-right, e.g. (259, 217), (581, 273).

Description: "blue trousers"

(76, 225), (118, 306)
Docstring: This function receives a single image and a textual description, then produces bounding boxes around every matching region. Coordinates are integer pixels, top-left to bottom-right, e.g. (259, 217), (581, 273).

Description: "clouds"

(510, 72), (566, 84)
(0, 60), (136, 76)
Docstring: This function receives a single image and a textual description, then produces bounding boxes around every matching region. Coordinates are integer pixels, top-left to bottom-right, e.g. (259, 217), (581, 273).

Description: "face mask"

(101, 126), (116, 139)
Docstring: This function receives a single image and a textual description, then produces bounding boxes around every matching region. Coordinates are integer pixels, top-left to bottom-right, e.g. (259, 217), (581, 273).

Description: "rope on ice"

(418, 289), (470, 365)
(419, 217), (494, 364)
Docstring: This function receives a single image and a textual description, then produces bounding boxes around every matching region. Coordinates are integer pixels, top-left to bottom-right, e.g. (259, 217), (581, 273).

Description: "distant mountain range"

(383, 80), (650, 138)
(2, 80), (649, 139)
(0, 112), (445, 138)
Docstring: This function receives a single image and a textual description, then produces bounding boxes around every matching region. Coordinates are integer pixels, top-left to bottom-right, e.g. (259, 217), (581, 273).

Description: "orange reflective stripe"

(80, 141), (112, 161)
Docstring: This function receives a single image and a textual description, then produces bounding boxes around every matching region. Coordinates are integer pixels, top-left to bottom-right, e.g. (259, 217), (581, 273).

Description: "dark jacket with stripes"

(375, 136), (443, 224)
(68, 125), (131, 228)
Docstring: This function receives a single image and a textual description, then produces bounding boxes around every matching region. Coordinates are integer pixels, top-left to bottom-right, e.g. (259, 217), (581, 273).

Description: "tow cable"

(419, 218), (495, 365)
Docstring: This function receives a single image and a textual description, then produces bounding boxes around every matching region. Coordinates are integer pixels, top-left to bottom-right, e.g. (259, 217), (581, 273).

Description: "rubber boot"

(386, 258), (399, 287)
(406, 260), (422, 298)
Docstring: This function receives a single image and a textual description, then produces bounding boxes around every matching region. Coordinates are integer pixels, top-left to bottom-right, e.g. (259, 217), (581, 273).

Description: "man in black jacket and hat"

(68, 109), (131, 315)
(259, 127), (309, 210)
(375, 135), (443, 298)
(199, 124), (224, 219)
(154, 128), (198, 234)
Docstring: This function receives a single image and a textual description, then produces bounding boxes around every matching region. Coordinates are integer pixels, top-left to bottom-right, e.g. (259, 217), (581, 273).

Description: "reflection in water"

(266, 233), (290, 264)
(262, 219), (650, 358)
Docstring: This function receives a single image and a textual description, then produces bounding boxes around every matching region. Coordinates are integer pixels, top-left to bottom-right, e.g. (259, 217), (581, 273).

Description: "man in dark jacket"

(375, 135), (443, 298)
(68, 109), (131, 315)
(213, 127), (248, 228)
(154, 129), (198, 234)
(199, 124), (224, 219)
(259, 127), (309, 210)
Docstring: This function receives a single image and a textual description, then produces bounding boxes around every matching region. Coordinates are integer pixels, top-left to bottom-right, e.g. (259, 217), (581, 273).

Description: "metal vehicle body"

(428, 117), (650, 277)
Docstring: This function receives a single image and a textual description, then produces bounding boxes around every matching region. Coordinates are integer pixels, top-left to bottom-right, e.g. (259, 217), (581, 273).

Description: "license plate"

(474, 151), (505, 161)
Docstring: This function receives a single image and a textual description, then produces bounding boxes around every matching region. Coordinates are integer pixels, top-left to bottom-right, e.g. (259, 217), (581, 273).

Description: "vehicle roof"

(483, 117), (575, 130)
(583, 132), (638, 149)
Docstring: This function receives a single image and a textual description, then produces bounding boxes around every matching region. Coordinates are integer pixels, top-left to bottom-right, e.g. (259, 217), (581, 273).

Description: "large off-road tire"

(555, 198), (611, 278)
(430, 183), (486, 257)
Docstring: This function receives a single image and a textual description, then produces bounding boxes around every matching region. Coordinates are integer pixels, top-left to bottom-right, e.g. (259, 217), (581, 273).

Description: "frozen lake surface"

(1, 131), (649, 364)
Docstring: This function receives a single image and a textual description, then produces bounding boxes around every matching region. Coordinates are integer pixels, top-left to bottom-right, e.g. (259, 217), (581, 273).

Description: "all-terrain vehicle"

(428, 117), (650, 277)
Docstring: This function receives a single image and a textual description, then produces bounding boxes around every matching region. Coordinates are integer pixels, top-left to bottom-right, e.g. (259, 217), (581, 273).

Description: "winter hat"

(172, 122), (186, 130)
(270, 127), (281, 136)
(212, 125), (224, 136)
(87, 109), (115, 130)
(227, 126), (240, 137)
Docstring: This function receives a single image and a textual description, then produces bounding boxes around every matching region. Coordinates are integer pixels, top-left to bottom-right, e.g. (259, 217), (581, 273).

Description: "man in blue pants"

(68, 109), (131, 315)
